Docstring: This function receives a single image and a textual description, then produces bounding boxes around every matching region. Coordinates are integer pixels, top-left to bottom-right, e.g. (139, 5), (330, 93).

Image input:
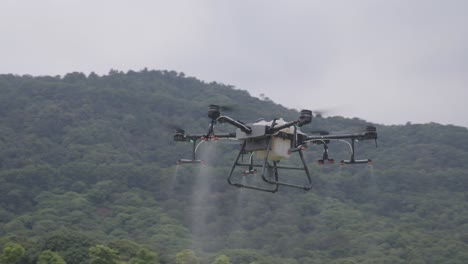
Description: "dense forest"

(0, 70), (467, 264)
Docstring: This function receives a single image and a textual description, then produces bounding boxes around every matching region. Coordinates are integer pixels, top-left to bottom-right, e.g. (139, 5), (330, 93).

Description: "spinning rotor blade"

(219, 104), (238, 112)
(312, 110), (328, 118)
(165, 123), (192, 142)
(209, 103), (239, 113)
(163, 122), (184, 131)
(300, 106), (344, 118)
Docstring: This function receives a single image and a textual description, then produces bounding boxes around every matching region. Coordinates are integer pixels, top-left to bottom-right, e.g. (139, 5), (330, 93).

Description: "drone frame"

(173, 105), (377, 193)
(227, 126), (313, 193)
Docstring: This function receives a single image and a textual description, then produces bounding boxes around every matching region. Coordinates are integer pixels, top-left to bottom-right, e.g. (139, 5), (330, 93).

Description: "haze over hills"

(0, 70), (467, 264)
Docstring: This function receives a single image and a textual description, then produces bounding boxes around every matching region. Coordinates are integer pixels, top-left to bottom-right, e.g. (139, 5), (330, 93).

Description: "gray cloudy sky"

(1, 0), (467, 127)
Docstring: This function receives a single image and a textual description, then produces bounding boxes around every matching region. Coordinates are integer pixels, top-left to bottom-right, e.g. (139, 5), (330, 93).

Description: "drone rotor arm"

(267, 109), (313, 135)
(217, 115), (252, 134)
(267, 120), (299, 134)
(303, 128), (377, 143)
(212, 132), (237, 139)
(184, 134), (206, 141)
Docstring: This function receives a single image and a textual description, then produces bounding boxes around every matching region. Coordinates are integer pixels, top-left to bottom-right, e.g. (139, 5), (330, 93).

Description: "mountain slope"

(0, 70), (467, 264)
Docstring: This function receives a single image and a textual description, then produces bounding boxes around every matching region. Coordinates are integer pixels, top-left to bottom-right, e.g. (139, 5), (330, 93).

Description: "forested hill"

(0, 70), (467, 264)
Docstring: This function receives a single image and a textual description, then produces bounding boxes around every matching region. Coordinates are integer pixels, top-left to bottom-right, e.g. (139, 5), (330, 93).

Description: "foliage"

(129, 248), (159, 264)
(211, 254), (230, 264)
(88, 245), (118, 264)
(36, 250), (66, 264)
(39, 229), (97, 264)
(0, 242), (25, 264)
(175, 249), (200, 264)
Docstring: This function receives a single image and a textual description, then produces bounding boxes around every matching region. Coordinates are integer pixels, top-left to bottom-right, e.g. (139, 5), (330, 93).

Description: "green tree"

(88, 245), (118, 264)
(36, 250), (66, 264)
(0, 242), (25, 264)
(41, 229), (96, 264)
(175, 249), (199, 264)
(218, 249), (262, 264)
(211, 254), (230, 264)
(107, 240), (140, 262)
(129, 248), (159, 264)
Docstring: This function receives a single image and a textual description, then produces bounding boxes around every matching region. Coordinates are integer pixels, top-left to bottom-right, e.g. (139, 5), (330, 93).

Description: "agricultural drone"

(173, 105), (378, 193)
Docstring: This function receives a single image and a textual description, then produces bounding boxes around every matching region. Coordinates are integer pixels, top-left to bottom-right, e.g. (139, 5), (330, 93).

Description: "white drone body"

(235, 118), (296, 161)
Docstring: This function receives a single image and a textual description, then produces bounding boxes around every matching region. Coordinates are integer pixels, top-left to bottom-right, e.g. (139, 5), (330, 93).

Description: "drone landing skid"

(227, 138), (312, 193)
(177, 159), (204, 165)
(340, 159), (372, 165)
(339, 138), (373, 166)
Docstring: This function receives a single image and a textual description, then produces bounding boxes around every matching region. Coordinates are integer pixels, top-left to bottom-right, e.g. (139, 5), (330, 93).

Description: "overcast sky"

(1, 0), (467, 127)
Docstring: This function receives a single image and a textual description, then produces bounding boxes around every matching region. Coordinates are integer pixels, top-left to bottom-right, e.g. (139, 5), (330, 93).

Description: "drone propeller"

(164, 123), (187, 141)
(208, 103), (238, 113)
(308, 107), (335, 118)
(299, 105), (342, 118)
(163, 122), (184, 131)
(218, 104), (238, 112)
(312, 110), (327, 118)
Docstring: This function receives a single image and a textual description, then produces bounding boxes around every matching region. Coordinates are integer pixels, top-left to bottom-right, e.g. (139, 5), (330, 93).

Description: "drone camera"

(298, 109), (313, 127)
(208, 104), (221, 120)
